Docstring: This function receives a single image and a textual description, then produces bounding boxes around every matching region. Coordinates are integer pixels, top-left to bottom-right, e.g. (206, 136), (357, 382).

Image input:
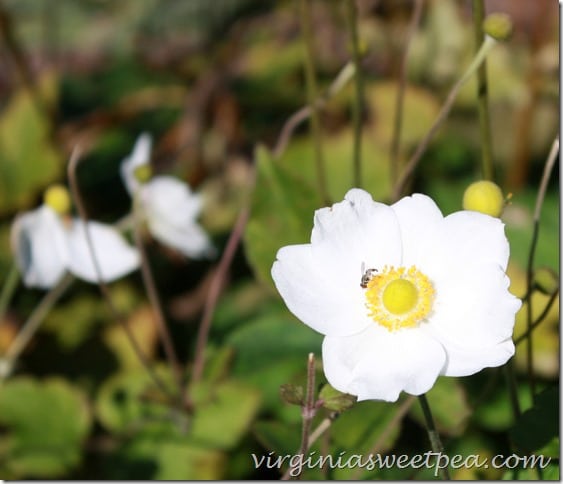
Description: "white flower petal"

(120, 132), (153, 194)
(312, 189), (402, 270)
(62, 220), (140, 283)
(426, 265), (520, 373)
(391, 193), (445, 271)
(142, 176), (203, 226)
(323, 326), (446, 402)
(10, 206), (67, 288)
(141, 176), (213, 258)
(272, 244), (371, 337)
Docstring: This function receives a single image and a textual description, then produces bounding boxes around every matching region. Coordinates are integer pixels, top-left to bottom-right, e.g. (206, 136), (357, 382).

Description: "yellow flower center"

(134, 164), (153, 184)
(364, 265), (435, 332)
(44, 184), (71, 215)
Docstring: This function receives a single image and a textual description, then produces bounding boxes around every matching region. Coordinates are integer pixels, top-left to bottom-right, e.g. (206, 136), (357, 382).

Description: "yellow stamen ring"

(365, 265), (435, 332)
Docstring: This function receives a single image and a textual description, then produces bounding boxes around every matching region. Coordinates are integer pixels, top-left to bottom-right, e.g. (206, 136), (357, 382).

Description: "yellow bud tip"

(382, 279), (418, 315)
(463, 180), (505, 217)
(44, 184), (71, 215)
(133, 164), (153, 184)
(483, 13), (513, 42)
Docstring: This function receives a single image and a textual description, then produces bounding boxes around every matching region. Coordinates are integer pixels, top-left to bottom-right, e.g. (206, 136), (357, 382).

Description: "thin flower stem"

(472, 0), (494, 181)
(502, 359), (521, 421)
(273, 62), (355, 159)
(285, 353), (316, 480)
(0, 261), (20, 329)
(418, 394), (450, 480)
(67, 147), (174, 399)
(390, 0), (424, 186)
(190, 205), (250, 384)
(299, 0), (329, 205)
(132, 198), (184, 397)
(524, 137), (559, 402)
(1, 272), (73, 376)
(515, 287), (559, 345)
(392, 36), (497, 201)
(344, 0), (364, 188)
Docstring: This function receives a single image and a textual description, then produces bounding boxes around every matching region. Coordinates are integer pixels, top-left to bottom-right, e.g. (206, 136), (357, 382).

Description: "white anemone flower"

(271, 189), (521, 402)
(11, 185), (140, 289)
(120, 133), (214, 258)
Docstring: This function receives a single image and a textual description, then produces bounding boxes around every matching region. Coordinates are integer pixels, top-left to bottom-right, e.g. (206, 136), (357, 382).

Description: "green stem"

(418, 394), (450, 480)
(1, 272), (74, 378)
(392, 36), (497, 201)
(523, 137), (559, 403)
(502, 360), (521, 421)
(0, 262), (20, 329)
(299, 0), (329, 204)
(132, 196), (184, 398)
(472, 0), (494, 181)
(390, 0), (424, 186)
(284, 353), (316, 480)
(515, 287), (559, 345)
(67, 147), (175, 400)
(345, 0), (363, 188)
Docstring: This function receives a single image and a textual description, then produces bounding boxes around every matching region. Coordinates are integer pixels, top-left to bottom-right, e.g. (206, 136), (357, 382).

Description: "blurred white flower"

(11, 185), (140, 289)
(271, 189), (521, 402)
(120, 133), (214, 258)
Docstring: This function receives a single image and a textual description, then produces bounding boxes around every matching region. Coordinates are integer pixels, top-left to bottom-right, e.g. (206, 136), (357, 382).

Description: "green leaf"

(109, 436), (225, 480)
(244, 144), (322, 288)
(189, 380), (261, 450)
(280, 128), (391, 203)
(0, 73), (62, 215)
(318, 383), (356, 412)
(409, 377), (471, 436)
(0, 377), (91, 478)
(328, 399), (405, 479)
(510, 386), (559, 454)
(253, 420), (301, 457)
(95, 366), (177, 436)
(226, 307), (322, 417)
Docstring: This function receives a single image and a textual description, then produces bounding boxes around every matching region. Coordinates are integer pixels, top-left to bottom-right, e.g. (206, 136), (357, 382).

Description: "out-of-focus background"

(0, 0), (558, 479)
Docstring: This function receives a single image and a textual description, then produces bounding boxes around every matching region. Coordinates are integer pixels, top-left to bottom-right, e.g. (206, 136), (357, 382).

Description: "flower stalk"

(472, 0), (494, 181)
(0, 261), (20, 330)
(418, 394), (450, 480)
(299, 0), (329, 205)
(524, 137), (559, 402)
(132, 195), (184, 398)
(67, 147), (174, 400)
(0, 272), (74, 379)
(344, 0), (364, 188)
(390, 0), (424, 186)
(392, 34), (497, 201)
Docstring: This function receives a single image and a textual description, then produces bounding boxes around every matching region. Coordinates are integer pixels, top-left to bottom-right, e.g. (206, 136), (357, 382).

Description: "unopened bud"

(462, 180), (505, 217)
(483, 13), (513, 42)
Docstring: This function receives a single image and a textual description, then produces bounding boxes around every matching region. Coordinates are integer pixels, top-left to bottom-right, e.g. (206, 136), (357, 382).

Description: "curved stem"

(132, 197), (183, 397)
(418, 394), (450, 480)
(523, 137), (559, 402)
(299, 0), (329, 204)
(1, 272), (73, 378)
(472, 0), (494, 181)
(67, 147), (174, 399)
(345, 0), (364, 188)
(0, 261), (20, 329)
(190, 206), (250, 384)
(390, 0), (424, 186)
(392, 36), (497, 201)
